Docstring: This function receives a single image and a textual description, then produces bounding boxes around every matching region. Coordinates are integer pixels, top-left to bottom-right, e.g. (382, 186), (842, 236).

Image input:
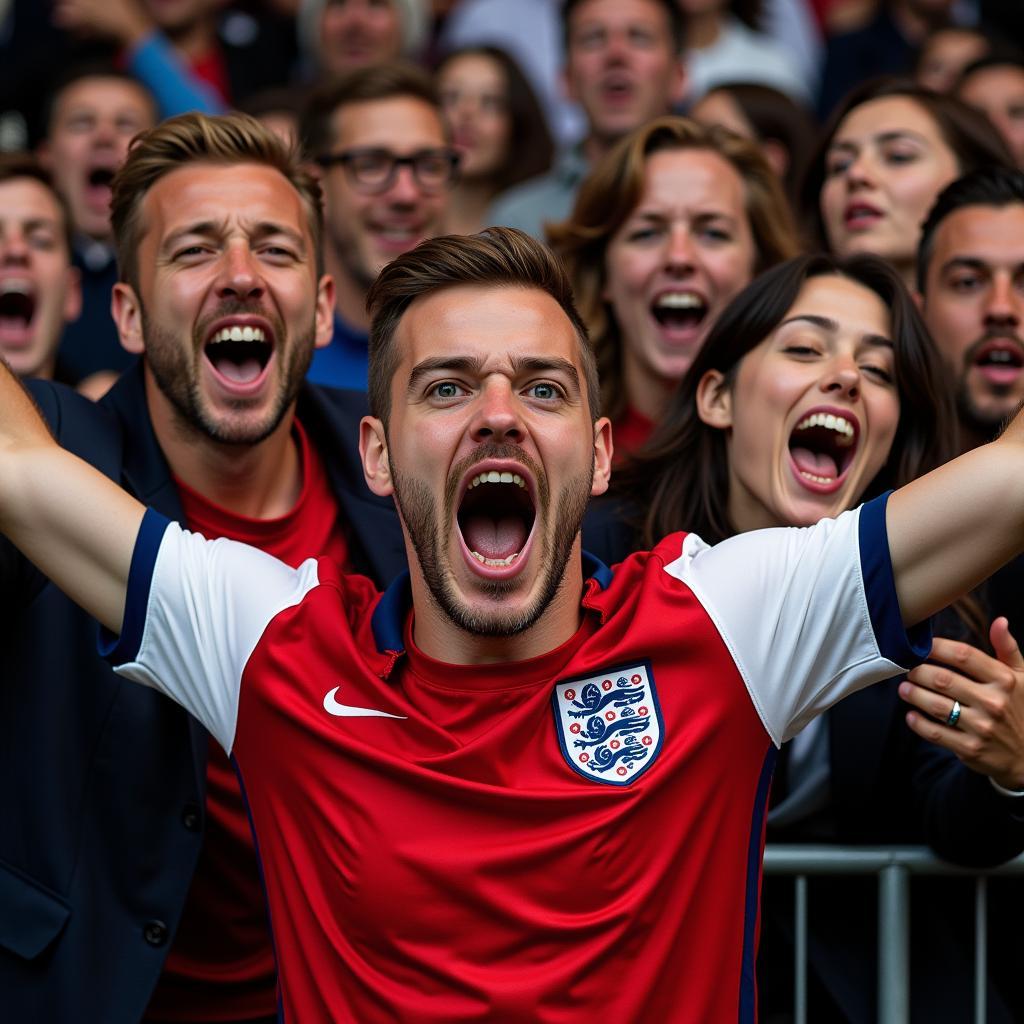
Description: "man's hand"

(52, 0), (154, 49)
(901, 618), (1024, 791)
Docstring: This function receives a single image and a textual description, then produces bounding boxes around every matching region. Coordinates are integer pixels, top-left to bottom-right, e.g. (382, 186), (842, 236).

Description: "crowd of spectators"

(3, 0), (1024, 1022)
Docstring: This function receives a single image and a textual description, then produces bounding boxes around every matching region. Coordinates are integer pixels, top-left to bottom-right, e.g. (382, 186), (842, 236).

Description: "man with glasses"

(300, 63), (457, 391)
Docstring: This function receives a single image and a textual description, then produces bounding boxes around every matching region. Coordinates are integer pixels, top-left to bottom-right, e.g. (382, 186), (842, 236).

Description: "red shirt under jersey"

(145, 421), (350, 1021)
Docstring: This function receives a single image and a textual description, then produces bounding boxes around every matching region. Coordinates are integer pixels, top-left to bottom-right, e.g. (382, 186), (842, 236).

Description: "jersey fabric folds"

(105, 493), (929, 1023)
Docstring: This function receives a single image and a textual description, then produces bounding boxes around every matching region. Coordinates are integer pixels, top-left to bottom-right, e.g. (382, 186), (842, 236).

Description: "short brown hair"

(548, 116), (802, 422)
(299, 61), (441, 160)
(366, 227), (601, 424)
(110, 111), (324, 289)
(0, 152), (73, 254)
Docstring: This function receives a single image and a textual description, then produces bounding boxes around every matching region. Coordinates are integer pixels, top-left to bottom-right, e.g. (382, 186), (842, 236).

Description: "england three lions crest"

(552, 663), (664, 786)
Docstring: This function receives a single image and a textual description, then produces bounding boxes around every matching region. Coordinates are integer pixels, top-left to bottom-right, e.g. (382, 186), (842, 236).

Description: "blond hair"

(548, 116), (802, 422)
(110, 112), (324, 289)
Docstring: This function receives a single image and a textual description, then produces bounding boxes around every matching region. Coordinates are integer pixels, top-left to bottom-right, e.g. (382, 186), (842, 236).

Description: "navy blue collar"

(370, 550), (613, 655)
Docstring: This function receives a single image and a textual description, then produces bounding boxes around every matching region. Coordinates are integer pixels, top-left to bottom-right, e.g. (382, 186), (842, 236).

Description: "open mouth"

(456, 467), (537, 572)
(843, 203), (883, 230)
(0, 280), (36, 344)
(600, 76), (635, 103)
(650, 292), (707, 336)
(788, 409), (858, 491)
(203, 323), (274, 387)
(85, 166), (117, 209)
(88, 167), (116, 189)
(973, 338), (1024, 385)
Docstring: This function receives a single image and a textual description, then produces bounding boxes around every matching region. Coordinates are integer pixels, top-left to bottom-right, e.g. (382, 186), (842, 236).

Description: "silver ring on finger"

(946, 699), (962, 728)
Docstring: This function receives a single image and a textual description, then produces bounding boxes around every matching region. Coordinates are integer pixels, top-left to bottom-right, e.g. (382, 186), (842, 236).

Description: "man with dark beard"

(0, 113), (405, 1024)
(917, 167), (1024, 644)
(913, 166), (1024, 1024)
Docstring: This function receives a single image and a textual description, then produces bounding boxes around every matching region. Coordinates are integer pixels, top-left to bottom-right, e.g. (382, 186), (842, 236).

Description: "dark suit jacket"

(0, 363), (406, 1023)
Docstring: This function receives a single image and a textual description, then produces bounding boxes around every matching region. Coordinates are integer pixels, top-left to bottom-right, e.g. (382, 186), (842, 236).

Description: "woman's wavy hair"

(548, 116), (801, 422)
(799, 76), (1014, 251)
(436, 46), (554, 193)
(617, 252), (957, 548)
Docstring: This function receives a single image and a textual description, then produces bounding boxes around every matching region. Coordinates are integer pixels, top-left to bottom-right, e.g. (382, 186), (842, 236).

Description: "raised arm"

(888, 411), (1024, 627)
(0, 360), (144, 633)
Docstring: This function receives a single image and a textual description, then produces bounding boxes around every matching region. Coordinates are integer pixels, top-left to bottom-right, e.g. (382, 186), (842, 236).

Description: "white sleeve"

(102, 510), (320, 753)
(665, 493), (931, 745)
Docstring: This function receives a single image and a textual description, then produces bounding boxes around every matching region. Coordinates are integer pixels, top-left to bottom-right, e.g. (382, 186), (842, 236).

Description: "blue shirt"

(306, 313), (369, 391)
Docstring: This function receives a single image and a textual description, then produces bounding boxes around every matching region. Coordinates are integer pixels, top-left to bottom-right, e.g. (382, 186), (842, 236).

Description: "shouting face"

(113, 162), (334, 446)
(700, 274), (900, 531)
(361, 285), (612, 653)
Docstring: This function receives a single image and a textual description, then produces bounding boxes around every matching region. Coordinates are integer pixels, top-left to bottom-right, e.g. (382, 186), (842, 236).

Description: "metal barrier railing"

(763, 845), (1024, 1024)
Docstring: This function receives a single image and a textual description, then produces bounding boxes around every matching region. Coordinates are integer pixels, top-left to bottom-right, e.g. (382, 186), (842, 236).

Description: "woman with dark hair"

(690, 82), (818, 216)
(623, 252), (954, 547)
(800, 77), (1013, 288)
(593, 252), (1024, 1023)
(549, 116), (801, 458)
(436, 46), (554, 235)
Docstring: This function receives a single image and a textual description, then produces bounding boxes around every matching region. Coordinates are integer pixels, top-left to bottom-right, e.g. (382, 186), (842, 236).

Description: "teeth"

(794, 412), (855, 446)
(210, 325), (267, 344)
(470, 550), (521, 567)
(0, 280), (31, 296)
(467, 472), (527, 489)
(799, 471), (836, 484)
(989, 351), (1014, 363)
(655, 292), (703, 309)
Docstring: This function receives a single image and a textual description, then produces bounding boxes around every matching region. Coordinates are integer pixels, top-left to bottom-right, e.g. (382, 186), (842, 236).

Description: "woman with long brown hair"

(550, 116), (800, 458)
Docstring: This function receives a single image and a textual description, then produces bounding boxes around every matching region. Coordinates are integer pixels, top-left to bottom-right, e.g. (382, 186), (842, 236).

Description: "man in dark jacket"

(0, 111), (405, 1023)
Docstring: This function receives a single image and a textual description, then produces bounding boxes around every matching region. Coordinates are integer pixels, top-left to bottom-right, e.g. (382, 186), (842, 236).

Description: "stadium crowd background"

(4, 0), (1024, 1021)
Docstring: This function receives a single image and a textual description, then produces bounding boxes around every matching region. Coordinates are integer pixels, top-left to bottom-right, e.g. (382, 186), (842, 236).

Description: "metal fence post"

(794, 875), (808, 1024)
(975, 876), (987, 1024)
(878, 863), (910, 1024)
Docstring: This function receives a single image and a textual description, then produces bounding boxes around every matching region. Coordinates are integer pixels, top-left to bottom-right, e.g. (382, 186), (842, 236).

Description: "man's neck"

(144, 368), (303, 519)
(583, 133), (616, 166)
(891, 1), (944, 45)
(325, 246), (371, 332)
(409, 547), (588, 666)
(445, 181), (496, 237)
(959, 420), (996, 456)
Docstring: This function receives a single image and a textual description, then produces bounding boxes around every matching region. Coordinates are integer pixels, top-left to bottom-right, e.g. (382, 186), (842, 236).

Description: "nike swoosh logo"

(322, 686), (407, 719)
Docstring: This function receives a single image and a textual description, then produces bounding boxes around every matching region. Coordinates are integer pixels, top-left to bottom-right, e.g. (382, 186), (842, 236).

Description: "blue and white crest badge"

(552, 662), (664, 786)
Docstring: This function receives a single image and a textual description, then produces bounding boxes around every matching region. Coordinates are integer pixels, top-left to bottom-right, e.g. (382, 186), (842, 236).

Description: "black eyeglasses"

(316, 147), (460, 193)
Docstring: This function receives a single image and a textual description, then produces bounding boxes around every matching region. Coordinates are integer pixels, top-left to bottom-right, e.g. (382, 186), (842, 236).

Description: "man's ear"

(561, 64), (577, 105)
(360, 416), (393, 497)
(314, 273), (336, 350)
(695, 368), (733, 429)
(112, 282), (145, 355)
(590, 416), (613, 497)
(669, 60), (687, 109)
(63, 266), (82, 324)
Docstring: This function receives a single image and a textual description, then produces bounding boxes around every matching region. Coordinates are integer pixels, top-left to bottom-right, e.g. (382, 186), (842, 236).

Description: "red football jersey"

(109, 494), (927, 1022)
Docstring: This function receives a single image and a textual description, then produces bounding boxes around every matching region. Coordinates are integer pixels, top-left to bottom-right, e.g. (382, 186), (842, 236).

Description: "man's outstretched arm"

(889, 408), (1024, 628)
(0, 359), (144, 633)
